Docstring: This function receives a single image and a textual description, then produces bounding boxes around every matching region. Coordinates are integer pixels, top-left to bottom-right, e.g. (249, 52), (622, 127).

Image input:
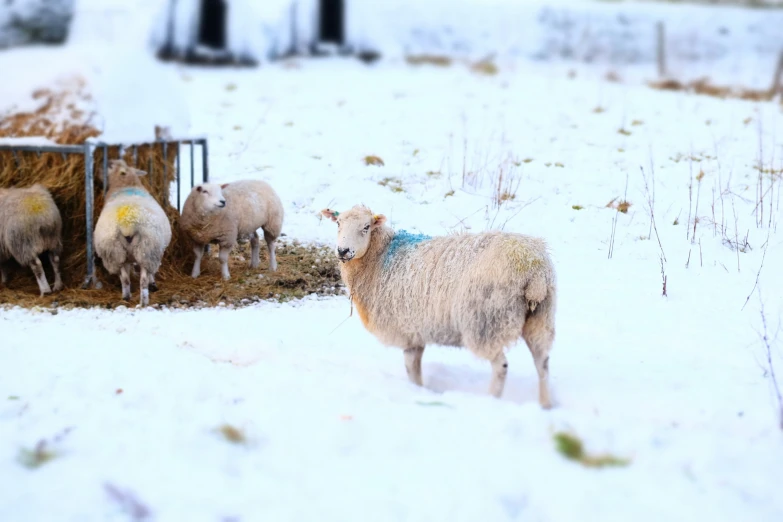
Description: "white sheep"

(179, 180), (284, 280)
(93, 159), (172, 306)
(321, 204), (557, 408)
(0, 184), (64, 296)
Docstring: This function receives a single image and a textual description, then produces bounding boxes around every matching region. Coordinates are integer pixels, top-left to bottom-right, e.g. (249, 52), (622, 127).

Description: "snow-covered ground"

(2, 3), (783, 520)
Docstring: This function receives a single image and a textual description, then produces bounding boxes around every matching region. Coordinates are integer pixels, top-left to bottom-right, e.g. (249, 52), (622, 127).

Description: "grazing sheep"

(0, 184), (64, 296)
(179, 180), (284, 280)
(93, 159), (172, 306)
(321, 204), (557, 408)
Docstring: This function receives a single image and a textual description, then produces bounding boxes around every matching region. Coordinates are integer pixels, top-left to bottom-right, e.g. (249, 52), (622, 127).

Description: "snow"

(2, 2), (783, 521)
(0, 136), (60, 147)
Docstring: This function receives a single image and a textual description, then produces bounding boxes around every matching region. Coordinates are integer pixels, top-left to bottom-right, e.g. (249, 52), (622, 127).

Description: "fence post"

(82, 142), (97, 289)
(201, 139), (209, 183)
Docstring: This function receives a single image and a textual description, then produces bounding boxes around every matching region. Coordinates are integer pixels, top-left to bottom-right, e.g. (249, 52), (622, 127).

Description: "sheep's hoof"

(53, 283), (64, 292)
(122, 296), (131, 302)
(149, 282), (159, 293)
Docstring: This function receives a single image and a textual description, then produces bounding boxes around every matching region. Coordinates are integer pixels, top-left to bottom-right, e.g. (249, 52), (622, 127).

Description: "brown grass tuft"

(364, 155), (385, 166)
(405, 54), (452, 67)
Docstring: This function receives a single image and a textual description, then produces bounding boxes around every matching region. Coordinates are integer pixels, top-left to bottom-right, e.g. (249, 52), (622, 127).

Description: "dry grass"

(648, 76), (780, 102)
(405, 54), (453, 67)
(364, 155), (385, 166)
(607, 197), (632, 213)
(0, 84), (344, 309)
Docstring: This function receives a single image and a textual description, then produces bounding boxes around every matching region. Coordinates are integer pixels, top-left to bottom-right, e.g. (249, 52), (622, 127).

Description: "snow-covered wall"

(0, 0), (75, 49)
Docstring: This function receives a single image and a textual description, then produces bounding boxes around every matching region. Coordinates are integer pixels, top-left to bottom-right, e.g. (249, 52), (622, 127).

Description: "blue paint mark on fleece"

(384, 230), (431, 269)
(109, 187), (150, 200)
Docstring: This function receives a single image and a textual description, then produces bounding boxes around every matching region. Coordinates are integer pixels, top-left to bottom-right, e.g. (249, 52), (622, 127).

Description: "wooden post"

(656, 21), (667, 78)
(770, 50), (783, 98)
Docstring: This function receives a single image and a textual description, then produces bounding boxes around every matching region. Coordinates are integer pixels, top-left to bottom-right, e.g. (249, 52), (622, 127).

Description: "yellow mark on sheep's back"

(116, 204), (141, 235)
(22, 195), (47, 215)
(502, 238), (542, 273)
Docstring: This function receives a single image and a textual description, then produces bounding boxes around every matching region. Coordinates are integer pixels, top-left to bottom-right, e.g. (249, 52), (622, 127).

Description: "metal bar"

(0, 145), (84, 154)
(102, 145), (108, 196)
(176, 142), (181, 211)
(118, 145), (124, 159)
(201, 139), (209, 183)
(82, 143), (96, 289)
(132, 145), (138, 166)
(11, 150), (18, 168)
(163, 142), (168, 202)
(190, 141), (195, 189)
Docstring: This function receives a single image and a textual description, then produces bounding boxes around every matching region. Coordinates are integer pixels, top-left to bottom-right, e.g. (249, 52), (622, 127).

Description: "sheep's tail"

(524, 272), (550, 313)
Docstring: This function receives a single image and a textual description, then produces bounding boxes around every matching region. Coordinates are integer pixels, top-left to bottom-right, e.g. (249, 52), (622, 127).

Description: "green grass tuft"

(553, 432), (631, 468)
(17, 443), (58, 469)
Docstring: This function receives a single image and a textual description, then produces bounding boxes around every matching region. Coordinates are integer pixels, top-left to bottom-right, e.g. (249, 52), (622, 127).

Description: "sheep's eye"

(363, 225), (370, 232)
(202, 190), (209, 195)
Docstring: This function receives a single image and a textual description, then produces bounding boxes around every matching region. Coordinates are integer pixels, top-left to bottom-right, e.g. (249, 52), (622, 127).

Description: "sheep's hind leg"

(219, 245), (231, 280)
(139, 267), (150, 307)
(148, 272), (158, 292)
(250, 232), (260, 269)
(49, 252), (63, 292)
(403, 346), (425, 387)
(120, 263), (132, 301)
(488, 352), (509, 398)
(264, 230), (278, 272)
(523, 315), (554, 410)
(30, 257), (52, 296)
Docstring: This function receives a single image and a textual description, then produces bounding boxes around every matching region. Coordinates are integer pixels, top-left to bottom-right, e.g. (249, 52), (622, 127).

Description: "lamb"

(0, 184), (64, 296)
(321, 204), (557, 409)
(179, 180), (284, 280)
(93, 159), (172, 306)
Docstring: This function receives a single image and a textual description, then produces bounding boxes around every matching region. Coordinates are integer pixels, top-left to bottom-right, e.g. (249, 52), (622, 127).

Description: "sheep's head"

(321, 205), (386, 262)
(106, 159), (148, 191)
(188, 183), (229, 211)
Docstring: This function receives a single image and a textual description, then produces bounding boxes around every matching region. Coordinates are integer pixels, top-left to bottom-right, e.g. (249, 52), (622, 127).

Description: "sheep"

(321, 204), (557, 409)
(179, 180), (284, 280)
(0, 184), (64, 296)
(93, 159), (172, 306)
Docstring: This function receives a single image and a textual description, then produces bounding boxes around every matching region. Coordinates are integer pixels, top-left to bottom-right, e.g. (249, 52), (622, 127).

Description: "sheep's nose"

(218, 200), (226, 207)
(337, 247), (350, 258)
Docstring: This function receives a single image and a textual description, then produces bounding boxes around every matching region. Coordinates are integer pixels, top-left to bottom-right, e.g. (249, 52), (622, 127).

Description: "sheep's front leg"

(250, 232), (260, 269)
(404, 346), (425, 387)
(488, 352), (509, 398)
(139, 266), (150, 307)
(120, 263), (132, 301)
(49, 252), (63, 292)
(191, 244), (204, 278)
(264, 230), (278, 272)
(219, 245), (231, 280)
(30, 257), (52, 296)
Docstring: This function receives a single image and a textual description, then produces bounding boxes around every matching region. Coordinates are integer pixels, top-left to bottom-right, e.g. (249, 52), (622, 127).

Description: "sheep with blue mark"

(93, 159), (172, 306)
(321, 204), (557, 408)
(0, 184), (64, 296)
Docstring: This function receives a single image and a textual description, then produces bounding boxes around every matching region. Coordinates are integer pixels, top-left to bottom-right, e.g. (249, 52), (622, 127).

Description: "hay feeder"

(0, 137), (209, 290)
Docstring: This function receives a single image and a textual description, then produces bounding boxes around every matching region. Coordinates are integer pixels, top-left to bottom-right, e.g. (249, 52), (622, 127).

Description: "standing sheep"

(0, 184), (64, 296)
(180, 180), (284, 280)
(93, 159), (172, 306)
(321, 204), (557, 408)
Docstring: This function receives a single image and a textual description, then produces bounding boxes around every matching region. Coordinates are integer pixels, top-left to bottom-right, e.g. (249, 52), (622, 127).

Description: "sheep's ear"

(196, 186), (203, 192)
(134, 168), (148, 177)
(371, 214), (386, 228)
(321, 208), (339, 222)
(221, 183), (229, 189)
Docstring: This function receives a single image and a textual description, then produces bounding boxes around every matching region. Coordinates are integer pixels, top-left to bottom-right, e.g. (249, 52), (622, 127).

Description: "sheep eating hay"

(0, 184), (64, 296)
(93, 159), (172, 306)
(321, 204), (557, 408)
(179, 180), (284, 280)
